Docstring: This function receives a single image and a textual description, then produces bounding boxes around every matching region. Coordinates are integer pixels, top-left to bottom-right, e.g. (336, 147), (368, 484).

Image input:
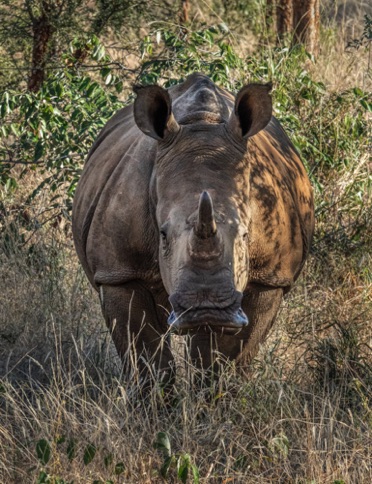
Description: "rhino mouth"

(167, 307), (248, 335)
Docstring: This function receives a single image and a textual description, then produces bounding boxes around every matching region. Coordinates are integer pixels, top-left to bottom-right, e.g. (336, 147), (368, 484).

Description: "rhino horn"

(194, 191), (217, 239)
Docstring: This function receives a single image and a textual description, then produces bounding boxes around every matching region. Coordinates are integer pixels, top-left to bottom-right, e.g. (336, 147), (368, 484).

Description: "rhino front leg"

(99, 283), (175, 386)
(188, 287), (283, 372)
(238, 286), (283, 366)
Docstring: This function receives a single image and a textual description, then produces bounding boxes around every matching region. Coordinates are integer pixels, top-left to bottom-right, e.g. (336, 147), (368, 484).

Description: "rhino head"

(133, 80), (272, 335)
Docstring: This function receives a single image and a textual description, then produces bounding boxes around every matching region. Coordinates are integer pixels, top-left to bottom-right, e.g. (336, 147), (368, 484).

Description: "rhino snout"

(167, 307), (248, 335)
(167, 290), (248, 335)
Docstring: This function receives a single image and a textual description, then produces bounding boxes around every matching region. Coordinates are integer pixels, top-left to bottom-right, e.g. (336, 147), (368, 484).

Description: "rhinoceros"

(72, 73), (314, 381)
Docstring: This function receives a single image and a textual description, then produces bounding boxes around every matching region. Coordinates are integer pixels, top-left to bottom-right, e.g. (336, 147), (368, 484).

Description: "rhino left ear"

(228, 83), (272, 139)
(133, 85), (180, 141)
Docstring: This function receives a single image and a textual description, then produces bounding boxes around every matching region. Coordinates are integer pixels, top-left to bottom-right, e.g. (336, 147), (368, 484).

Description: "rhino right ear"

(227, 83), (272, 139)
(133, 85), (180, 141)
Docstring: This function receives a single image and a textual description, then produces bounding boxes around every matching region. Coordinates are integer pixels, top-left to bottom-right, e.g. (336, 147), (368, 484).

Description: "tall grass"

(1, 3), (371, 483)
(0, 288), (371, 482)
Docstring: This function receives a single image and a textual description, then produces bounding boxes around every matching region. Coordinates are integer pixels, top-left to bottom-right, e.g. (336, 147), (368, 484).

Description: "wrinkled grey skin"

(72, 73), (314, 380)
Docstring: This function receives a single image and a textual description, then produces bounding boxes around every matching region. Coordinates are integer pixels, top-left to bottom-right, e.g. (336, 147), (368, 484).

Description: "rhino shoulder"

(72, 105), (160, 288)
(246, 118), (314, 287)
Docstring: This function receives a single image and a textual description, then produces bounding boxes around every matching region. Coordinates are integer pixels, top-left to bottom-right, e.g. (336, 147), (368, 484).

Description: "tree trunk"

(277, 0), (293, 37)
(274, 0), (320, 56)
(27, 2), (53, 92)
(293, 0), (320, 56)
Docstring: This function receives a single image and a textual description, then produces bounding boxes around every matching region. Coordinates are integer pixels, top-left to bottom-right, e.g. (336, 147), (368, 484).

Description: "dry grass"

(1, 3), (371, 483)
(1, 350), (371, 482)
(312, 28), (371, 91)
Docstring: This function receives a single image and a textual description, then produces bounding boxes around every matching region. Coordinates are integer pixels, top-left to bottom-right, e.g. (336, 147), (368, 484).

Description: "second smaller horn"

(194, 191), (217, 239)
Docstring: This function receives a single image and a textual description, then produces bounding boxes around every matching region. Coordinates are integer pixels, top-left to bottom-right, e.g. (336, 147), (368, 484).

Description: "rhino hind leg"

(99, 283), (175, 388)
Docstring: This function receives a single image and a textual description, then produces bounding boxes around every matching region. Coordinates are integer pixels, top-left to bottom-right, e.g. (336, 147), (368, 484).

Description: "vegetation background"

(0, 0), (371, 482)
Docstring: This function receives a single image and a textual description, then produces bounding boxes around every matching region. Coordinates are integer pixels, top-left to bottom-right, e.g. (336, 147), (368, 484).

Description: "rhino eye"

(160, 225), (170, 256)
(159, 222), (169, 244)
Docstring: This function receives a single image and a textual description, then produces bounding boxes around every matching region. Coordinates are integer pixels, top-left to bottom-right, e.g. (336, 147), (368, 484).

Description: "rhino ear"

(133, 85), (180, 141)
(228, 83), (272, 139)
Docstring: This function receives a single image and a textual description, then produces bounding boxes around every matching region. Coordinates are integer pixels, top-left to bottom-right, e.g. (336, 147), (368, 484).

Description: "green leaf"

(177, 454), (192, 484)
(36, 439), (51, 465)
(114, 462), (125, 475)
(56, 435), (66, 445)
(178, 461), (189, 483)
(3, 91), (10, 114)
(34, 141), (44, 162)
(86, 83), (98, 97)
(80, 77), (91, 91)
(36, 470), (48, 484)
(191, 464), (200, 483)
(67, 439), (76, 461)
(93, 44), (105, 61)
(353, 87), (364, 97)
(100, 67), (111, 77)
(83, 443), (97, 465)
(55, 82), (64, 97)
(360, 99), (372, 112)
(160, 455), (174, 478)
(104, 453), (113, 468)
(268, 432), (290, 459)
(153, 432), (171, 459)
(5, 177), (18, 191)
